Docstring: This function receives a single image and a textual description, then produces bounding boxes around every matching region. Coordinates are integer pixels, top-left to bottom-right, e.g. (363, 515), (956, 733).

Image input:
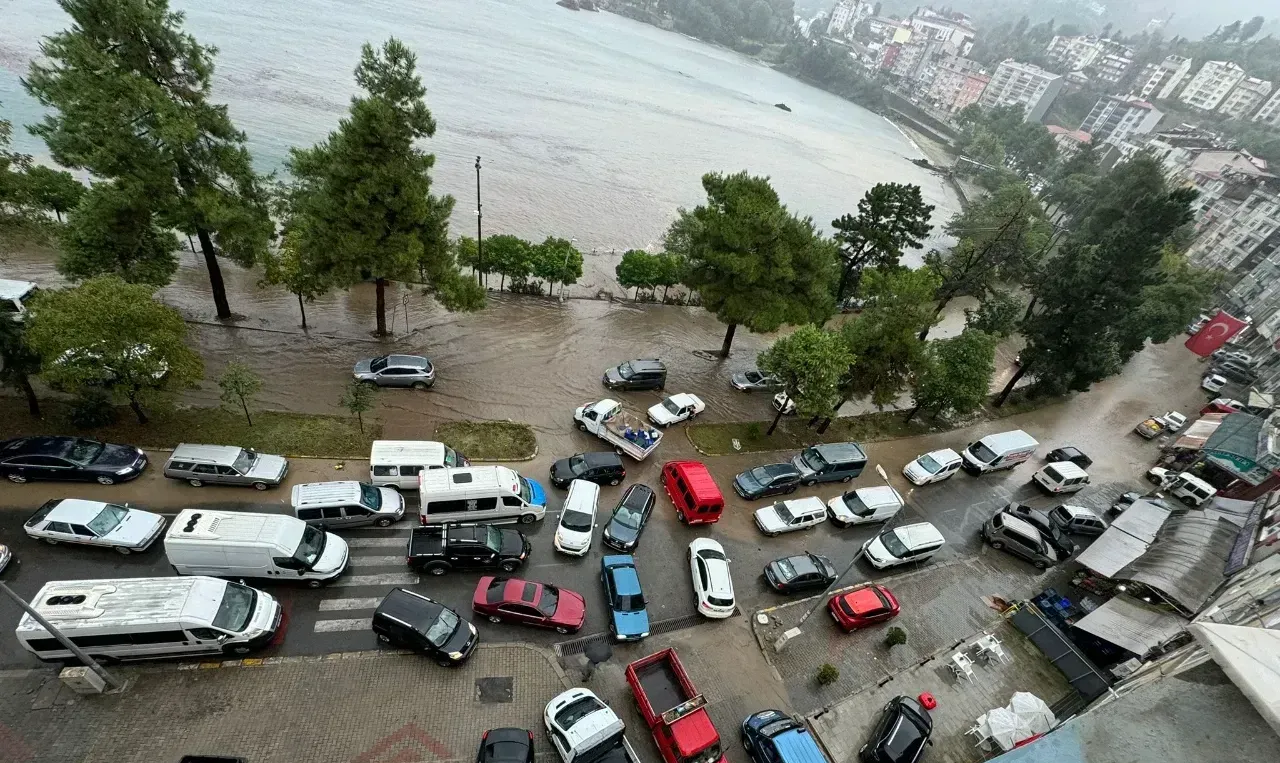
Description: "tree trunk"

(374, 277), (388, 336)
(1023, 295), (1038, 321)
(919, 300), (948, 341)
(765, 401), (786, 436)
(241, 398), (253, 427)
(296, 292), (308, 330)
(196, 228), (233, 320)
(18, 375), (39, 417)
(55, 210), (63, 223)
(128, 395), (148, 424)
(355, 410), (365, 434)
(816, 417), (832, 434)
(500, 274), (506, 292)
(720, 323), (738, 358)
(904, 404), (922, 422)
(835, 259), (858, 302)
(633, 288), (639, 302)
(994, 364), (1029, 407)
(662, 285), (671, 302)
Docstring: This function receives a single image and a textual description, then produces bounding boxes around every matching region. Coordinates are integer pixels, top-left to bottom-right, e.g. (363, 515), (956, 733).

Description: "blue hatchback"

(600, 555), (650, 641)
(742, 710), (830, 763)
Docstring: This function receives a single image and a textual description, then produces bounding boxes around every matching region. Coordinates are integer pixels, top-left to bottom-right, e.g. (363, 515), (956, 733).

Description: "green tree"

(965, 289), (1022, 339)
(284, 38), (475, 335)
(1118, 245), (1222, 352)
(654, 252), (687, 302)
(58, 181), (180, 287)
(26, 0), (273, 318)
(757, 324), (854, 436)
(908, 330), (997, 421)
(830, 182), (935, 301)
(1, 103), (35, 235)
(24, 275), (203, 423)
(484, 234), (534, 292)
(665, 171), (839, 357)
(217, 360), (262, 426)
(340, 378), (376, 434)
(1240, 16), (1266, 41)
(20, 165), (84, 223)
(837, 266), (940, 410)
(616, 249), (661, 300)
(0, 318), (42, 416)
(260, 233), (331, 330)
(533, 236), (584, 297)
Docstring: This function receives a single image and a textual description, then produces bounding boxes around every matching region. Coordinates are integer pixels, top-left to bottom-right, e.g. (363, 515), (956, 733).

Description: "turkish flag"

(1186, 310), (1248, 356)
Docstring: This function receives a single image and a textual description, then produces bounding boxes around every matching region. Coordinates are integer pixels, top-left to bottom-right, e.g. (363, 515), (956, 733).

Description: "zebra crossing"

(307, 522), (420, 637)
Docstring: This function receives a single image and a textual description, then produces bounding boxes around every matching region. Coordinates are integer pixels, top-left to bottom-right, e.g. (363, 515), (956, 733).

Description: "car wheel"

(803, 479), (817, 487)
(43, 538), (58, 546)
(306, 579), (323, 589)
(676, 510), (686, 524)
(576, 421), (587, 432)
(555, 626), (569, 634)
(362, 380), (378, 388)
(412, 382), (429, 390)
(1181, 495), (1197, 507)
(519, 513), (537, 525)
(6, 473), (27, 483)
(114, 546), (132, 556)
(188, 479), (204, 487)
(841, 475), (853, 483)
(768, 530), (780, 537)
(377, 633), (391, 644)
(990, 540), (1004, 550)
(609, 478), (621, 486)
(500, 560), (519, 573)
(375, 517), (394, 528)
(96, 475), (116, 485)
(253, 482), (269, 491)
(426, 563), (450, 576)
(488, 615), (502, 624)
(436, 658), (454, 667)
(1034, 560), (1048, 569)
(785, 486), (797, 494)
(230, 645), (252, 656)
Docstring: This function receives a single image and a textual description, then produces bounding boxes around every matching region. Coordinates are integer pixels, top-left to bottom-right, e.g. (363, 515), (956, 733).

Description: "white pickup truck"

(574, 399), (663, 461)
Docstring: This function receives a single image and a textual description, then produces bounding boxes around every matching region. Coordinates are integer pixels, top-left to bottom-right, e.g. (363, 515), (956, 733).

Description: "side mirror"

(299, 569), (307, 576)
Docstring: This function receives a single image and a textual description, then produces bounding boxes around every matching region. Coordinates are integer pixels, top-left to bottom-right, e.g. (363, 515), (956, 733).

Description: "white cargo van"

(418, 466), (548, 525)
(961, 430), (1039, 475)
(368, 440), (467, 490)
(1032, 462), (1090, 494)
(164, 509), (349, 588)
(15, 576), (281, 662)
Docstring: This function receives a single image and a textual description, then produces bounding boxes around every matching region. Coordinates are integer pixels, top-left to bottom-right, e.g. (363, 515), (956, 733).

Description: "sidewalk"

(0, 644), (569, 763)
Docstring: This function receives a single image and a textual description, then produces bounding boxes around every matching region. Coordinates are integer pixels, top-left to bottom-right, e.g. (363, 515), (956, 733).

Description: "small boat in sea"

(774, 103), (791, 112)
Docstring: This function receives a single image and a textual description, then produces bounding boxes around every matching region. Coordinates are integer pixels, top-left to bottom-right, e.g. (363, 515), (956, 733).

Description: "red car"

(828, 584), (900, 631)
(472, 576), (586, 634)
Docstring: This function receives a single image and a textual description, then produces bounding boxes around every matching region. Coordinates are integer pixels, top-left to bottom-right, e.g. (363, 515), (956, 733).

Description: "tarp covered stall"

(1116, 513), (1238, 616)
(1172, 413), (1225, 450)
(1188, 623), (1280, 737)
(1072, 595), (1186, 658)
(1076, 500), (1173, 577)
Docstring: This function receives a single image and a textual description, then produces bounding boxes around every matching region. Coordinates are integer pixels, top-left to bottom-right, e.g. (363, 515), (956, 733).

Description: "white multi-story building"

(1094, 53), (1135, 85)
(1046, 35), (1134, 74)
(1220, 77), (1274, 120)
(978, 60), (1064, 123)
(1134, 55), (1194, 100)
(1255, 89), (1280, 127)
(1181, 61), (1247, 112)
(907, 7), (975, 57)
(927, 55), (989, 112)
(1079, 96), (1164, 145)
(826, 1), (873, 37)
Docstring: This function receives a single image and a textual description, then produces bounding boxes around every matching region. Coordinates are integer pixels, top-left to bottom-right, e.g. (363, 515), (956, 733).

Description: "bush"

(745, 422), (762, 439)
(816, 663), (840, 686)
(69, 389), (118, 429)
(884, 627), (908, 647)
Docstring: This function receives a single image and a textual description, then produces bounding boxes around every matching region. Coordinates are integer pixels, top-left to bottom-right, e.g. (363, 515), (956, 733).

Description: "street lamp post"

(475, 156), (484, 288)
(0, 581), (124, 691)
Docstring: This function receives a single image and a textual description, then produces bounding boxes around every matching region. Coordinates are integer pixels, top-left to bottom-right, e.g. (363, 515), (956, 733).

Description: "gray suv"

(164, 444), (289, 490)
(603, 358), (666, 391)
(354, 354), (435, 388)
(982, 511), (1058, 569)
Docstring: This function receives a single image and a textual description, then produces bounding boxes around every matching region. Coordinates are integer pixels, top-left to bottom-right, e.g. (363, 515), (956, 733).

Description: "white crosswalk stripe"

(313, 617), (373, 632)
(347, 556), (404, 567)
(344, 537), (408, 548)
(318, 597), (382, 612)
(330, 573), (419, 587)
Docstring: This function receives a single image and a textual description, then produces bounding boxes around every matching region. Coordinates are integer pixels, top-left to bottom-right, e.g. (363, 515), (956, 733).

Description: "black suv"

(860, 696), (933, 763)
(550, 452), (627, 489)
(406, 524), (530, 575)
(602, 359), (667, 391)
(371, 588), (477, 666)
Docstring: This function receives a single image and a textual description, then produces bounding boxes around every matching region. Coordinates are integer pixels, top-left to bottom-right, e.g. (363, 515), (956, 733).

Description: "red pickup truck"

(624, 648), (725, 763)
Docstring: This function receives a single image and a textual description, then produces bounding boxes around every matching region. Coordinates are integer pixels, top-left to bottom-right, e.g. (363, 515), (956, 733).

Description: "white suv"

(689, 538), (735, 618)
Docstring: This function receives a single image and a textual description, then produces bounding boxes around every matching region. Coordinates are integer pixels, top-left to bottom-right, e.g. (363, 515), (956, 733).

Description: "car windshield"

(773, 504), (795, 523)
(86, 504), (129, 535)
(884, 714), (925, 760)
(612, 506), (642, 529)
(842, 493), (869, 515)
(360, 483), (382, 509)
(424, 608), (460, 648)
(773, 558), (796, 579)
(568, 454), (586, 473)
(518, 476), (534, 503)
(66, 439), (104, 465)
(683, 742), (723, 763)
(707, 594), (734, 607)
(801, 448), (829, 471)
(969, 442), (998, 463)
(880, 530), (910, 559)
(760, 719), (794, 737)
(536, 585), (559, 616)
(662, 398), (681, 414)
(561, 509), (593, 533)
(614, 592), (645, 612)
(617, 361), (634, 379)
(555, 696), (605, 729)
(232, 450), (256, 473)
(748, 467), (771, 483)
(212, 582), (257, 632)
(292, 525), (327, 569)
(745, 371), (763, 383)
(916, 454), (942, 474)
(370, 356), (389, 372)
(444, 447), (459, 467)
(698, 548), (727, 562)
(484, 526), (503, 553)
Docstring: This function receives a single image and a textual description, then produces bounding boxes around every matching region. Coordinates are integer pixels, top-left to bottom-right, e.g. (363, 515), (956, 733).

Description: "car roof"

(666, 461), (723, 502)
(1045, 461), (1088, 478)
(997, 512), (1044, 539)
(892, 522), (944, 546)
(623, 358), (665, 371)
(583, 452), (623, 467)
(811, 442), (866, 460)
(759, 463), (801, 477)
(770, 726), (827, 763)
(170, 443), (246, 462)
(376, 588), (444, 630)
(619, 484), (655, 510)
(853, 485), (904, 508)
(0, 279), (37, 301)
(841, 586), (888, 613)
(1054, 446), (1084, 456)
(603, 559), (642, 595)
(668, 393), (702, 406)
(705, 558), (733, 593)
(1058, 505), (1100, 519)
(925, 448), (961, 462)
(42, 499), (111, 524)
(1, 436), (85, 458)
(779, 496), (827, 513)
(385, 354), (430, 367)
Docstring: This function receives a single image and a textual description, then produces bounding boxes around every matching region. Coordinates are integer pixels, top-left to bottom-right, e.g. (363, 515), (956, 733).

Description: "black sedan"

(764, 553), (838, 594)
(549, 452), (626, 489)
(0, 436), (147, 485)
(859, 696), (933, 763)
(602, 485), (656, 552)
(1045, 446), (1092, 469)
(476, 728), (535, 763)
(733, 463), (802, 500)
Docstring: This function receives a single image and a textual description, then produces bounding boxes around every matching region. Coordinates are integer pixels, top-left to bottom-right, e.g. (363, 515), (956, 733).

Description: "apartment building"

(1093, 53), (1135, 85)
(1255, 89), (1280, 127)
(978, 60), (1064, 122)
(826, 1), (873, 37)
(1079, 95), (1164, 144)
(907, 7), (976, 56)
(1134, 55), (1194, 100)
(1046, 35), (1134, 73)
(927, 55), (990, 112)
(1181, 61), (1247, 111)
(1220, 77), (1274, 120)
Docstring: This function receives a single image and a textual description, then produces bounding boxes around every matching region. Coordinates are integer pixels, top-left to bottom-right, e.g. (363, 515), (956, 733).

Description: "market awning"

(1116, 513), (1238, 616)
(1076, 499), (1172, 577)
(1072, 595), (1186, 658)
(1203, 413), (1271, 484)
(1173, 413), (1225, 450)
(1188, 623), (1280, 737)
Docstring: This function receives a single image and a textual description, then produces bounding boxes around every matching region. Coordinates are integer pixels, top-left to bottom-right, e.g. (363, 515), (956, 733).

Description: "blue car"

(601, 555), (650, 642)
(742, 710), (829, 763)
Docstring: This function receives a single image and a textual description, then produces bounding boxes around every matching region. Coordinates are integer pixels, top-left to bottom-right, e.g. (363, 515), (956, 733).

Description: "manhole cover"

(476, 676), (514, 703)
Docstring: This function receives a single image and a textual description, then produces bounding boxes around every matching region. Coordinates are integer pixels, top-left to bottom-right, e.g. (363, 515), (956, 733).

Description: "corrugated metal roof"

(1116, 513), (1238, 616)
(1073, 595), (1186, 657)
(1076, 500), (1173, 577)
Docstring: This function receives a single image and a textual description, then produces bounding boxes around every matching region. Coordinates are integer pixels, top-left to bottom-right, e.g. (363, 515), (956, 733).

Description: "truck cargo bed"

(407, 526), (445, 557)
(635, 659), (690, 715)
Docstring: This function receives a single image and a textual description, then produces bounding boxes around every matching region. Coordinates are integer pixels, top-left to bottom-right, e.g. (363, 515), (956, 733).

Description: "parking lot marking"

(313, 617), (373, 632)
(347, 556), (404, 567)
(344, 537), (408, 548)
(331, 573), (419, 587)
(319, 597), (382, 612)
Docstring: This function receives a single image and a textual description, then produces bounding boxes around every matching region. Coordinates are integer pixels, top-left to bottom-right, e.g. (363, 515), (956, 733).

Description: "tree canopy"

(756, 324), (854, 435)
(58, 181), (179, 287)
(831, 182), (935, 301)
(909, 329), (998, 421)
(838, 266), (940, 409)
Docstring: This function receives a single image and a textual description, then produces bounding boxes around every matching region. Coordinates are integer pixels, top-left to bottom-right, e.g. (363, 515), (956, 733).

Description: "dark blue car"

(742, 710), (829, 763)
(601, 555), (649, 642)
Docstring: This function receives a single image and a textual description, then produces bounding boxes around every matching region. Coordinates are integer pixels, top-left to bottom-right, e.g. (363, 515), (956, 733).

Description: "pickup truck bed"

(407, 527), (445, 558)
(634, 658), (690, 716)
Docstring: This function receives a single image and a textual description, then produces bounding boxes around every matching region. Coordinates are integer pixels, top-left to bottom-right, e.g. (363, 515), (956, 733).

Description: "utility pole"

(475, 156), (484, 288)
(0, 582), (124, 691)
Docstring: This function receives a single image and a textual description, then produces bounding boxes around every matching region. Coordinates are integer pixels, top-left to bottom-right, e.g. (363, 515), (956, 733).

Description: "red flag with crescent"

(1185, 310), (1247, 356)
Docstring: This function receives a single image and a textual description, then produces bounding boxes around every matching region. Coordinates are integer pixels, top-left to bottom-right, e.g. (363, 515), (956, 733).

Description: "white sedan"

(24, 498), (166, 555)
(647, 393), (706, 427)
(772, 391), (797, 415)
(902, 448), (962, 485)
(1202, 374), (1228, 394)
(753, 496), (827, 536)
(688, 538), (735, 618)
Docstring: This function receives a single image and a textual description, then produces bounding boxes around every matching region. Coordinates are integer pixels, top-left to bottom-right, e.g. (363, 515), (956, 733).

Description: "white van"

(826, 485), (905, 527)
(0, 278), (38, 321)
(961, 430), (1039, 475)
(369, 440), (467, 490)
(861, 522), (945, 569)
(1032, 462), (1090, 494)
(418, 466), (548, 526)
(291, 481), (405, 528)
(553, 480), (600, 556)
(15, 576), (281, 662)
(165, 509), (349, 588)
